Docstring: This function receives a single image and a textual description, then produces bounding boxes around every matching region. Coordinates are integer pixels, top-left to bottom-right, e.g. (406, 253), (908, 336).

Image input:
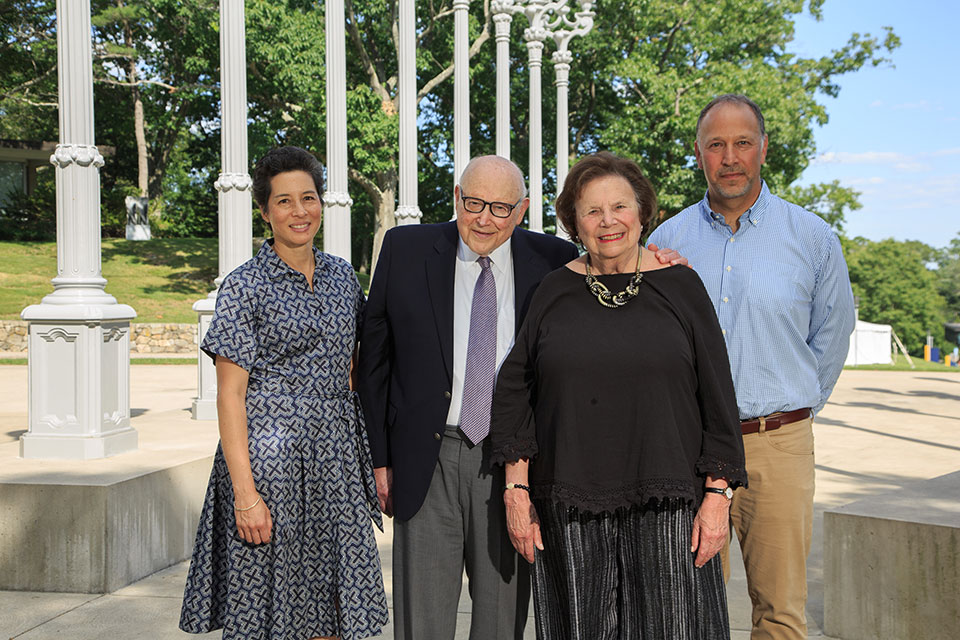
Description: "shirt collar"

(698, 180), (772, 229)
(457, 235), (513, 278)
(256, 239), (325, 281)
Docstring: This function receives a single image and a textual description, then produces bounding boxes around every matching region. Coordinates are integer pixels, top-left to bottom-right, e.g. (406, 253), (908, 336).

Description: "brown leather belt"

(740, 408), (811, 435)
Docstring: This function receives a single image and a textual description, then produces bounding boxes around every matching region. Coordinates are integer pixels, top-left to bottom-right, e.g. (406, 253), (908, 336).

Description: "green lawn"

(2, 238), (219, 323)
(844, 353), (959, 372)
(1, 239), (370, 324)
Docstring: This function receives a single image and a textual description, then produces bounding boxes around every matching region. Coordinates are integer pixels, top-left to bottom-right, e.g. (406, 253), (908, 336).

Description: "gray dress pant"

(393, 427), (530, 640)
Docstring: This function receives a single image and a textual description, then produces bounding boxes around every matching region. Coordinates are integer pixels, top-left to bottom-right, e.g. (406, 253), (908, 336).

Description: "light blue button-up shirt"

(648, 181), (855, 419)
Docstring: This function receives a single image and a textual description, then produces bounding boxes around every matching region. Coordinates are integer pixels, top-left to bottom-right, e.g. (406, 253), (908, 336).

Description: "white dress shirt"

(445, 238), (516, 427)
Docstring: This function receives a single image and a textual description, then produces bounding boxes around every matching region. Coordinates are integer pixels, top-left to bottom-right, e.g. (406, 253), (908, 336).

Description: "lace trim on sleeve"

(489, 438), (539, 466)
(695, 454), (748, 489)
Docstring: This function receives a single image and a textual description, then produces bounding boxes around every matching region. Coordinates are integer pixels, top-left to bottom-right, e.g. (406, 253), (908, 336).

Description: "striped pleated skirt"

(531, 497), (730, 640)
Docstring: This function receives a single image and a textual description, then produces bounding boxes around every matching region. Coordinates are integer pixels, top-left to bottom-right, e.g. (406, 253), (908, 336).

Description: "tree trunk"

(132, 82), (148, 197)
(371, 169), (397, 274)
(122, 10), (148, 198)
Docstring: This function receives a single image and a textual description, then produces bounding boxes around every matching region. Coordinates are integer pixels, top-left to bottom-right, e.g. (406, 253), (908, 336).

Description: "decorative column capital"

(452, 0), (471, 9)
(525, 37), (545, 65)
(214, 172), (253, 192)
(493, 12), (513, 40)
(323, 190), (354, 207)
(49, 144), (104, 169)
(395, 205), (423, 221)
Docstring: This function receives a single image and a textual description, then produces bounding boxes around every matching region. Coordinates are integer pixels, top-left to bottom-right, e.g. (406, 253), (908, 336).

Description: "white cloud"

(813, 148), (960, 173)
(845, 176), (885, 186)
(890, 100), (934, 111)
(816, 150), (908, 165)
(930, 148), (960, 158)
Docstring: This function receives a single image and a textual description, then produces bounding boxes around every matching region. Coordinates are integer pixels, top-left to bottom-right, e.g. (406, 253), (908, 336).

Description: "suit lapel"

(426, 222), (458, 383)
(511, 229), (550, 334)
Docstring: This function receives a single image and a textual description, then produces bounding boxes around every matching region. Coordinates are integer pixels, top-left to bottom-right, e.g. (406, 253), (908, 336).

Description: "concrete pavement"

(2, 365), (959, 639)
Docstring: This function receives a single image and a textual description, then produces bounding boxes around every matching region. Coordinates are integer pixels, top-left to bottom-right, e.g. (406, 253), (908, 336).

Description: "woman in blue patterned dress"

(180, 146), (387, 640)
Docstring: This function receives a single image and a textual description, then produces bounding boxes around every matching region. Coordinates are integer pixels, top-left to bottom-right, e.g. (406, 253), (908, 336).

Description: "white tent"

(846, 320), (893, 366)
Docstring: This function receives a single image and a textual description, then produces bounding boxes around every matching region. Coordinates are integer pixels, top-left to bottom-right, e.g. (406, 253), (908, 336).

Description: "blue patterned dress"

(180, 241), (387, 640)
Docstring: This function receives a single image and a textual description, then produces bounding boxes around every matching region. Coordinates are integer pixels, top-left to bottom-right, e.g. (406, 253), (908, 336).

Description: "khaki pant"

(721, 416), (815, 640)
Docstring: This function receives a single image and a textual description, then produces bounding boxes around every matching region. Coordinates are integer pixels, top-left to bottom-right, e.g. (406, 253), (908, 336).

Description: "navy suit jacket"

(358, 221), (578, 521)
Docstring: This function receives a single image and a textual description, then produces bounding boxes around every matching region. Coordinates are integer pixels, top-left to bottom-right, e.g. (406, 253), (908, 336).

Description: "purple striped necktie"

(460, 256), (497, 445)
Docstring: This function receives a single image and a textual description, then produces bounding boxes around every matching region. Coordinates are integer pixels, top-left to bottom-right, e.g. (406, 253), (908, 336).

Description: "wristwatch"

(704, 486), (734, 500)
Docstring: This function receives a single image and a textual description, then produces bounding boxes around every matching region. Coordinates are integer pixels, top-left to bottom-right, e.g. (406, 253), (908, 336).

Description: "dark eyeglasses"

(459, 191), (522, 219)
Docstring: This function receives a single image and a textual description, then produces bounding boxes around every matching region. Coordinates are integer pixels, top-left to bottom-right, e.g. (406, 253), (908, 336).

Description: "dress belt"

(740, 408), (811, 435)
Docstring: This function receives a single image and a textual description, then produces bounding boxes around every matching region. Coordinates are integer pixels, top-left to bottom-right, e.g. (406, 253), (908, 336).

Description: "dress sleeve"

(682, 272), (748, 489)
(200, 271), (259, 372)
(489, 284), (544, 466)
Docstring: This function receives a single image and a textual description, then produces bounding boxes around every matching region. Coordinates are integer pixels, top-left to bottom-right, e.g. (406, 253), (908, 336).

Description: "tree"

(0, 0), (59, 140)
(844, 237), (945, 355)
(781, 180), (861, 235)
(560, 0), (898, 233)
(2, 1), (900, 264)
(936, 233), (960, 324)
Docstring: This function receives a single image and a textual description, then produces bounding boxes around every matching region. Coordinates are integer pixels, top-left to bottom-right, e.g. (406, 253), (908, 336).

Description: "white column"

(526, 37), (545, 231)
(551, 2), (594, 240)
(492, 2), (518, 159)
(520, 0), (562, 232)
(553, 52), (571, 193)
(453, 0), (471, 189)
(324, 0), (353, 257)
(192, 0), (254, 420)
(396, 0), (421, 225)
(20, 0), (138, 459)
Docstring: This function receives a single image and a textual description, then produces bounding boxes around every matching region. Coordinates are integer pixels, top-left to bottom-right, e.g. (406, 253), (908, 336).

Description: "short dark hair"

(696, 94), (766, 141)
(556, 151), (657, 245)
(251, 146), (324, 210)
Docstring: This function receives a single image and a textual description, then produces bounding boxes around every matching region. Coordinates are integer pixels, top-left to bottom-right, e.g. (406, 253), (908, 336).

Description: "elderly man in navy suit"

(358, 155), (576, 639)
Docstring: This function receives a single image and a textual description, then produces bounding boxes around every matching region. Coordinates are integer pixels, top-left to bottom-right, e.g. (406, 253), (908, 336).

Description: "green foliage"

(0, 0), (59, 140)
(844, 237), (946, 355)
(0, 168), (56, 241)
(0, 0), (899, 263)
(781, 180), (862, 235)
(935, 233), (960, 324)
(568, 0), (898, 232)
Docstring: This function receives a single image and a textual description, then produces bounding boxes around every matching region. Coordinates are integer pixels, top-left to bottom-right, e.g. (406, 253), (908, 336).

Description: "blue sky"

(791, 0), (958, 249)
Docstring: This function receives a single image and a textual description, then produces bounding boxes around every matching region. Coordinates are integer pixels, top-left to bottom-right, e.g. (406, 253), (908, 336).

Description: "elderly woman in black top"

(490, 151), (746, 639)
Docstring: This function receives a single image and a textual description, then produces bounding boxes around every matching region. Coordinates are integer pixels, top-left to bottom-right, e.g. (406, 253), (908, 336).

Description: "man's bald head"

(454, 155), (530, 256)
(459, 155), (528, 203)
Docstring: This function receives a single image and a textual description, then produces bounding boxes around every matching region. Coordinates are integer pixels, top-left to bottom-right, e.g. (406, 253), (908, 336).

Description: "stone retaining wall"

(0, 321), (197, 354)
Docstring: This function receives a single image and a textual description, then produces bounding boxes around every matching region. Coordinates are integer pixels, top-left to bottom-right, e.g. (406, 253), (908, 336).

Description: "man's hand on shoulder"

(647, 242), (690, 268)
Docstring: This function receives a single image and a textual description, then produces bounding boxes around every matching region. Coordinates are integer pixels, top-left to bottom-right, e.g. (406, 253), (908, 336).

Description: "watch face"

(724, 487), (734, 499)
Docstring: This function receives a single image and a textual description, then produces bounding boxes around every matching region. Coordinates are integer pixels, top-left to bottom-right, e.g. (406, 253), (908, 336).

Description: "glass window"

(0, 161), (26, 209)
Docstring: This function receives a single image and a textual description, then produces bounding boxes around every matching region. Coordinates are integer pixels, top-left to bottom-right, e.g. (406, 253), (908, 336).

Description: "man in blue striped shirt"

(648, 94), (855, 640)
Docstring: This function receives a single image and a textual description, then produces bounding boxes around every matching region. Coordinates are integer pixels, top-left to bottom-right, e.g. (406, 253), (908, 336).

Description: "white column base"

(192, 295), (217, 421)
(20, 427), (138, 460)
(191, 398), (218, 421)
(20, 302), (137, 460)
(125, 224), (151, 241)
